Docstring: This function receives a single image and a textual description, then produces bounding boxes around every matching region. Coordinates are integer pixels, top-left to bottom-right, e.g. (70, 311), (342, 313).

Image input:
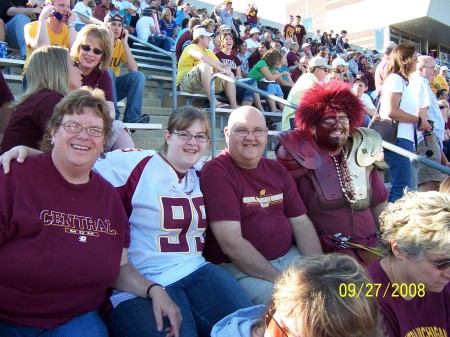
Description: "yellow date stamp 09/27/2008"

(339, 282), (426, 298)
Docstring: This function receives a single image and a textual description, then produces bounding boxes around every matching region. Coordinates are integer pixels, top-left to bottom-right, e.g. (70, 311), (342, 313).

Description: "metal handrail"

(128, 35), (177, 109)
(209, 73), (295, 155)
(75, 12), (177, 109)
(209, 73), (450, 176)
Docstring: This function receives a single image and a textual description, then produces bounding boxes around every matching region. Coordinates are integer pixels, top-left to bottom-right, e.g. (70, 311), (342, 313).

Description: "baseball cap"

(142, 7), (154, 16)
(301, 43), (310, 49)
(309, 56), (331, 69)
(219, 24), (231, 31)
(441, 66), (449, 71)
(382, 41), (397, 53)
(193, 26), (214, 39)
(224, 0), (232, 3)
(104, 10), (124, 23)
(249, 27), (260, 35)
(121, 1), (137, 11)
(332, 57), (348, 68)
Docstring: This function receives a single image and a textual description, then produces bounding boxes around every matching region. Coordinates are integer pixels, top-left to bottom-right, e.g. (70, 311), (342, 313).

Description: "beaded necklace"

(330, 147), (357, 204)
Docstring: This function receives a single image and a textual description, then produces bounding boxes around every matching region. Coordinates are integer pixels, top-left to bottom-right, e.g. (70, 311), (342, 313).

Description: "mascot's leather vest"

(276, 128), (383, 211)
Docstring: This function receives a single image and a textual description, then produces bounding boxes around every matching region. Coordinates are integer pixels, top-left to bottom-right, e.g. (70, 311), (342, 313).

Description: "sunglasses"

(439, 105), (448, 109)
(424, 253), (450, 270)
(432, 259), (450, 270)
(265, 306), (297, 337)
(81, 44), (103, 55)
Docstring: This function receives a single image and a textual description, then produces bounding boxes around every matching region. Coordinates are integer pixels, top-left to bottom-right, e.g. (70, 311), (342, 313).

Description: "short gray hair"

(379, 191), (450, 259)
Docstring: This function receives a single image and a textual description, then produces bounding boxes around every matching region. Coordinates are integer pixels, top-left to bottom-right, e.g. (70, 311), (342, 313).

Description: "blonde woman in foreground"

(212, 254), (385, 337)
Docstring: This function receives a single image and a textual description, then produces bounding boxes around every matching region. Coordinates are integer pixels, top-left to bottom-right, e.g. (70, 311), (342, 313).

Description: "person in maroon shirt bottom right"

(368, 191), (450, 337)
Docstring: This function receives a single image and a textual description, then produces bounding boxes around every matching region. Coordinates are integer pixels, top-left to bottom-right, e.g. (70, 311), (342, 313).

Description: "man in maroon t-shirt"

(282, 15), (295, 41)
(294, 15), (306, 44)
(201, 106), (322, 305)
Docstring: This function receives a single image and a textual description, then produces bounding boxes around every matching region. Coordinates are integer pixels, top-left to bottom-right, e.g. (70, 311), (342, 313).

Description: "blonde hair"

(438, 99), (449, 109)
(41, 87), (113, 152)
(161, 8), (172, 23)
(272, 254), (384, 337)
(12, 46), (70, 108)
(71, 24), (113, 71)
(379, 190), (450, 258)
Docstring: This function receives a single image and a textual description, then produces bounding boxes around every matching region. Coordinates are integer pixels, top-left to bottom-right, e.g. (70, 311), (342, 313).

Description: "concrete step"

(142, 98), (162, 107)
(141, 107), (173, 116)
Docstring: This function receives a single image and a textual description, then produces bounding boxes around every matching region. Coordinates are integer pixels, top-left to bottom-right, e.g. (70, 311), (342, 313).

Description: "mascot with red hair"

(276, 81), (389, 265)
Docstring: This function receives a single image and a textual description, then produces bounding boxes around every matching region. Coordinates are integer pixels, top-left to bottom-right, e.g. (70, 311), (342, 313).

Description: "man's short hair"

(341, 30), (347, 34)
(353, 74), (368, 87)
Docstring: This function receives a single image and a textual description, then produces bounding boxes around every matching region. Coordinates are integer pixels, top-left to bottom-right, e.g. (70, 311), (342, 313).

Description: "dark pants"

(147, 36), (171, 51)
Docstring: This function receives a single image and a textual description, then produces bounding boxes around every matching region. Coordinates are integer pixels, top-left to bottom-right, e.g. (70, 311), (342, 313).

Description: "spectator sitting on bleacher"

(0, 72), (14, 145)
(277, 81), (388, 265)
(119, 1), (138, 36)
(281, 56), (330, 130)
(215, 33), (264, 111)
(248, 48), (286, 112)
(236, 41), (249, 76)
(430, 65), (449, 96)
(286, 41), (299, 69)
(331, 56), (350, 82)
(174, 0), (189, 27)
(201, 106), (322, 305)
(352, 75), (375, 127)
(24, 0), (77, 63)
(273, 49), (294, 99)
(175, 17), (199, 61)
(299, 42), (312, 58)
(93, 0), (118, 22)
(176, 26), (238, 109)
(244, 27), (260, 57)
(165, 0), (176, 18)
(202, 18), (219, 51)
(159, 8), (177, 47)
(247, 40), (269, 69)
(1, 46), (82, 154)
(1, 0), (43, 59)
(105, 12), (148, 124)
(71, 25), (135, 150)
(136, 7), (170, 51)
(73, 0), (96, 32)
(289, 55), (309, 83)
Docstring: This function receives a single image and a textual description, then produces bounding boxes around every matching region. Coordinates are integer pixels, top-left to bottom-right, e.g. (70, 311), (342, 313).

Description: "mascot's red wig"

(294, 81), (365, 137)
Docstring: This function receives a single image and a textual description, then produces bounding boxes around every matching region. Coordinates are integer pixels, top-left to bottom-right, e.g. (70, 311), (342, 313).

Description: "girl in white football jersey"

(96, 106), (253, 337)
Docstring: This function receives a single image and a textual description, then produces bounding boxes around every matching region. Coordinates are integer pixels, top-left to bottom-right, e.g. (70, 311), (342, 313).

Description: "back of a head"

(386, 42), (416, 79)
(13, 45), (70, 108)
(272, 254), (384, 337)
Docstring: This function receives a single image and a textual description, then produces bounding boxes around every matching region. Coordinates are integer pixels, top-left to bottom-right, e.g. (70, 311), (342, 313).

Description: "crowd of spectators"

(0, 1), (450, 336)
